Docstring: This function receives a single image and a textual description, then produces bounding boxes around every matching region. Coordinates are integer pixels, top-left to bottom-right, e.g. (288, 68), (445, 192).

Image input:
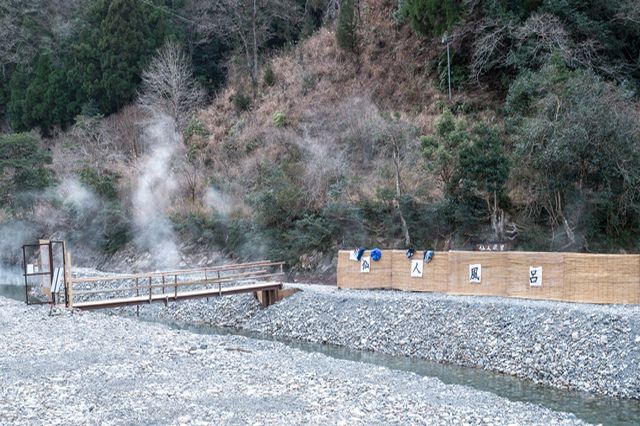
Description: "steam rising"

(205, 187), (248, 218)
(133, 115), (181, 268)
(0, 221), (37, 284)
(57, 178), (100, 212)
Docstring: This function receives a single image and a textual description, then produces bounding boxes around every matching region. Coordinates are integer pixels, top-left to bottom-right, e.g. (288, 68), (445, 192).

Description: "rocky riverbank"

(127, 284), (640, 399)
(0, 297), (585, 425)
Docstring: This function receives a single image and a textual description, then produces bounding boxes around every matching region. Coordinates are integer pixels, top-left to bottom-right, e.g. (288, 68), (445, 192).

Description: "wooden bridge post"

(64, 249), (73, 308)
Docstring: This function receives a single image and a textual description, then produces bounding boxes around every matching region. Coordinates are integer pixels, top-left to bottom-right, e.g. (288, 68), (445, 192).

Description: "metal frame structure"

(21, 240), (68, 306)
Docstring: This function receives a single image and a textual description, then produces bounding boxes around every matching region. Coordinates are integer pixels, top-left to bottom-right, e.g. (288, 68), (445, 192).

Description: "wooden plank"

(73, 282), (283, 309)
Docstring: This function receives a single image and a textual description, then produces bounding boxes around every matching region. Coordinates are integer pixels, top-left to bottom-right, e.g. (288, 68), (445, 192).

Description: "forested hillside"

(1, 0), (639, 271)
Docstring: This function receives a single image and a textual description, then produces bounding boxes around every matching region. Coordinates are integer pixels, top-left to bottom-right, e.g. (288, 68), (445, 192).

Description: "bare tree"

(138, 42), (205, 131)
(186, 0), (303, 86)
(462, 13), (613, 83)
(0, 0), (41, 76)
(104, 104), (147, 160)
(323, 0), (340, 21)
(0, 0), (85, 77)
(376, 114), (418, 247)
(615, 0), (640, 24)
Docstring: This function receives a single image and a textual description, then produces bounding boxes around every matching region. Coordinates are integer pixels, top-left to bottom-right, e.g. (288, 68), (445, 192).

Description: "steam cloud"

(57, 178), (100, 213)
(0, 221), (38, 284)
(133, 114), (181, 268)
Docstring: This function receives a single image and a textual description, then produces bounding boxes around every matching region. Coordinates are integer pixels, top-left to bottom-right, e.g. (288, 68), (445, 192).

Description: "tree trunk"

(393, 145), (411, 247)
(251, 0), (259, 88)
(488, 192), (505, 241)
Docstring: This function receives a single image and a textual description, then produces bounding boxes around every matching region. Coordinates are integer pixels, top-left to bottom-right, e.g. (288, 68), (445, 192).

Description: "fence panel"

(336, 250), (392, 290)
(337, 250), (640, 304)
(563, 254), (640, 304)
(390, 250), (449, 292)
(505, 252), (566, 301)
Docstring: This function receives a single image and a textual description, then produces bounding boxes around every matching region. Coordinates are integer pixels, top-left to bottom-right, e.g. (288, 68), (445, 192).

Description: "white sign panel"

(411, 260), (423, 278)
(529, 266), (542, 287)
(51, 267), (64, 294)
(469, 264), (482, 284)
(360, 257), (371, 273)
(26, 264), (34, 274)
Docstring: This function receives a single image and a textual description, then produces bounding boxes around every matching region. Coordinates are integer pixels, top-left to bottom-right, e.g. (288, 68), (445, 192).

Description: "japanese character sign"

(411, 259), (423, 278)
(529, 266), (542, 287)
(360, 256), (371, 273)
(469, 264), (481, 283)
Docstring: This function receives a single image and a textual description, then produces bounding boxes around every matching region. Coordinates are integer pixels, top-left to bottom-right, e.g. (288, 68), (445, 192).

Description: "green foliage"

(400, 0), (462, 37)
(96, 202), (132, 255)
(263, 65), (276, 87)
(190, 37), (230, 94)
(540, 0), (640, 84)
(450, 124), (509, 198)
(8, 55), (79, 134)
(0, 133), (53, 207)
(421, 109), (469, 187)
(172, 211), (227, 248)
(79, 168), (120, 200)
(233, 90), (252, 112)
(184, 117), (208, 140)
(436, 48), (468, 94)
(336, 0), (358, 53)
(445, 124), (510, 235)
(506, 62), (640, 248)
(70, 0), (171, 115)
(272, 111), (287, 127)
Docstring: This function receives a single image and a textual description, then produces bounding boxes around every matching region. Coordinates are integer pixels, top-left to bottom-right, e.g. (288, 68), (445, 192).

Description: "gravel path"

(0, 296), (585, 425)
(130, 284), (640, 399)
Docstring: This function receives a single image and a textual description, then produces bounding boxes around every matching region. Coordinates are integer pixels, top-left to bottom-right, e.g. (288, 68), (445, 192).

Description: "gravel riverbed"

(128, 284), (640, 399)
(0, 297), (585, 425)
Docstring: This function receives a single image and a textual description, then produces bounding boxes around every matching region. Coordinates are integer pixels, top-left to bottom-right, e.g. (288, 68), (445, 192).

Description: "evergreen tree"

(336, 0), (358, 53)
(8, 54), (77, 134)
(0, 132), (53, 208)
(71, 0), (171, 115)
(401, 0), (462, 37)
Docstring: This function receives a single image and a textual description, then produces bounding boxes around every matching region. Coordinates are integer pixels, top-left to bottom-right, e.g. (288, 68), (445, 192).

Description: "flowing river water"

(1, 282), (639, 425)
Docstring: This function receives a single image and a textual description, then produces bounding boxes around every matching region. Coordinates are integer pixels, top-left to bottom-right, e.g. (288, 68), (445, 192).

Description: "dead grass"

(196, 0), (505, 212)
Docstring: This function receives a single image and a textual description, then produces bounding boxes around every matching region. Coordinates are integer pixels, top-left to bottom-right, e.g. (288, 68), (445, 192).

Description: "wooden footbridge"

(22, 240), (289, 310)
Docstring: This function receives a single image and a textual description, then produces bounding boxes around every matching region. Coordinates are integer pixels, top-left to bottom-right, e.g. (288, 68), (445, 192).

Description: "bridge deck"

(72, 281), (283, 310)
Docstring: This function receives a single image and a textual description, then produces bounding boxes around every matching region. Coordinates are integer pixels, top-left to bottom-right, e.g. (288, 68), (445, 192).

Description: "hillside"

(1, 0), (639, 274)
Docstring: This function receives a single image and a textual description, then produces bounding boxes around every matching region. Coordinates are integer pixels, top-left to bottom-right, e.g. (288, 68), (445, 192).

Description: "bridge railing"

(68, 261), (285, 307)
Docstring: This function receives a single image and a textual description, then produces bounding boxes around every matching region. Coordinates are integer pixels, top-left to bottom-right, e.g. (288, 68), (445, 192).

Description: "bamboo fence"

(337, 250), (640, 304)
